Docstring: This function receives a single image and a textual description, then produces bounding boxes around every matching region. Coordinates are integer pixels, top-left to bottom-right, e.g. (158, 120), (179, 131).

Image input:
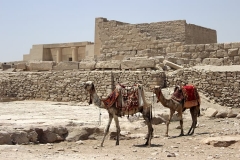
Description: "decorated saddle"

(171, 84), (200, 108)
(101, 84), (140, 113)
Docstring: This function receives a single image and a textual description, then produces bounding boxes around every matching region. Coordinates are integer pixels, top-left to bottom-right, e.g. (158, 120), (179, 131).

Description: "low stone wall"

(1, 67), (239, 108)
(167, 66), (240, 108)
(0, 71), (165, 102)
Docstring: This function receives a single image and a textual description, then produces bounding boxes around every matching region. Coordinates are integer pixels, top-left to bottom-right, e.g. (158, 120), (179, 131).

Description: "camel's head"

(83, 81), (95, 92)
(154, 85), (162, 102)
(136, 83), (144, 93)
(82, 81), (95, 105)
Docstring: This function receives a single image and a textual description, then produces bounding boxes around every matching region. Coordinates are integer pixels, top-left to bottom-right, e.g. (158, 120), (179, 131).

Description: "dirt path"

(0, 92), (240, 160)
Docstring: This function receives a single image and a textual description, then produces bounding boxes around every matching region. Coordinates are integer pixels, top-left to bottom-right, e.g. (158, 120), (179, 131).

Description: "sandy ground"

(0, 91), (240, 160)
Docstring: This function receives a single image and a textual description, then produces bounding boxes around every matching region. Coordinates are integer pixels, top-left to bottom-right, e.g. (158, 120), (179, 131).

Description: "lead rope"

(98, 108), (102, 126)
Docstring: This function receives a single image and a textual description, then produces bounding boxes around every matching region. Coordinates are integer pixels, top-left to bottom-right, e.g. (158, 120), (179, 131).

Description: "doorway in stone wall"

(69, 57), (72, 61)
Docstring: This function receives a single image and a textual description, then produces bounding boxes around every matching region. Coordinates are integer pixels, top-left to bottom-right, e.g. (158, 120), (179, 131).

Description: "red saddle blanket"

(101, 87), (139, 112)
(172, 85), (200, 108)
(102, 89), (119, 108)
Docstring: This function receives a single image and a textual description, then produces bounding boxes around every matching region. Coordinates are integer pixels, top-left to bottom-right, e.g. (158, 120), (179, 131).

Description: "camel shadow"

(167, 132), (210, 139)
(133, 144), (163, 148)
(195, 132), (210, 135)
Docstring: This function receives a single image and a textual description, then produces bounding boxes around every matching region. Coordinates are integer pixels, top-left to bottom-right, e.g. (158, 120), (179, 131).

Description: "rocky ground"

(0, 89), (240, 160)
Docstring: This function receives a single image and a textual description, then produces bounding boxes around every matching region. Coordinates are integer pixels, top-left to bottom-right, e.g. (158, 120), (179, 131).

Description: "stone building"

(23, 17), (217, 62)
(23, 42), (94, 63)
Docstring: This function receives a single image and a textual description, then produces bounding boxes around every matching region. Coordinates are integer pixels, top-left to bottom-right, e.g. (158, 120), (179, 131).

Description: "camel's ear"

(88, 83), (94, 105)
(89, 95), (92, 105)
(91, 83), (95, 91)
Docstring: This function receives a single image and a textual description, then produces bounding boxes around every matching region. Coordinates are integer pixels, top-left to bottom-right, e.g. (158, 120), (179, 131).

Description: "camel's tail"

(198, 109), (200, 117)
(197, 102), (201, 117)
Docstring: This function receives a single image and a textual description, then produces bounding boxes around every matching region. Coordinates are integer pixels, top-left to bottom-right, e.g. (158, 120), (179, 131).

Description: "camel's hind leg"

(113, 115), (120, 145)
(165, 109), (175, 137)
(101, 114), (113, 147)
(187, 106), (198, 135)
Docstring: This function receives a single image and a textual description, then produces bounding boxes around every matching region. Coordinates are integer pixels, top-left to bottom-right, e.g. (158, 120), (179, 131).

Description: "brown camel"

(154, 85), (200, 137)
(83, 81), (153, 147)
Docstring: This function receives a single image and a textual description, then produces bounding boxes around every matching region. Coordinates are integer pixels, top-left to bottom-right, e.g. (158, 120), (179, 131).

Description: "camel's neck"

(90, 90), (104, 108)
(157, 90), (174, 109)
(138, 88), (148, 107)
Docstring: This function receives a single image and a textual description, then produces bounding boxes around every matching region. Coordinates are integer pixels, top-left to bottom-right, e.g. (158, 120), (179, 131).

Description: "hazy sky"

(0, 0), (239, 62)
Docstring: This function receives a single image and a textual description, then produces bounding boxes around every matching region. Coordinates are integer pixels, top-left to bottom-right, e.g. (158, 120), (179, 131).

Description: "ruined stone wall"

(167, 42), (240, 66)
(0, 71), (165, 102)
(97, 18), (186, 57)
(97, 41), (240, 67)
(167, 68), (240, 108)
(185, 24), (217, 44)
(95, 18), (217, 61)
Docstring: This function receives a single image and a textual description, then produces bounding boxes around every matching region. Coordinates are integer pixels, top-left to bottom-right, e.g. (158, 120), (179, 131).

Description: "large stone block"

(29, 61), (54, 71)
(16, 63), (27, 70)
(2, 63), (12, 70)
(216, 49), (227, 58)
(135, 58), (155, 68)
(121, 60), (136, 70)
(95, 61), (120, 69)
(224, 43), (231, 49)
(234, 56), (240, 65)
(0, 131), (12, 145)
(202, 58), (223, 66)
(53, 62), (79, 70)
(11, 131), (29, 144)
(205, 44), (218, 51)
(199, 51), (210, 58)
(231, 42), (240, 48)
(182, 52), (191, 58)
(79, 61), (96, 70)
(228, 48), (239, 57)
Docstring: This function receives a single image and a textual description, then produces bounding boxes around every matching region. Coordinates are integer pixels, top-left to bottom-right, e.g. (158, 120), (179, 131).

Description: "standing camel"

(154, 85), (200, 137)
(83, 81), (153, 147)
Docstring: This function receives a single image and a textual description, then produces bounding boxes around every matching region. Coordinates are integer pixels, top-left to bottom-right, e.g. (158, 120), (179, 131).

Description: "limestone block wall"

(23, 45), (44, 61)
(95, 18), (216, 60)
(168, 42), (240, 66)
(97, 19), (186, 56)
(0, 71), (165, 102)
(185, 24), (217, 44)
(167, 68), (240, 108)
(99, 41), (184, 61)
(101, 42), (240, 67)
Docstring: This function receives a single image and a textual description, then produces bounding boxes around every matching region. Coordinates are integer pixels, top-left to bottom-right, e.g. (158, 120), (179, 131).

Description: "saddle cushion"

(182, 85), (200, 108)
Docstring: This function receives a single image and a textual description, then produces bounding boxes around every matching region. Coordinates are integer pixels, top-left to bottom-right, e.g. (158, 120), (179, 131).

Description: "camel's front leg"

(165, 109), (175, 137)
(143, 115), (153, 147)
(113, 115), (120, 145)
(101, 114), (113, 147)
